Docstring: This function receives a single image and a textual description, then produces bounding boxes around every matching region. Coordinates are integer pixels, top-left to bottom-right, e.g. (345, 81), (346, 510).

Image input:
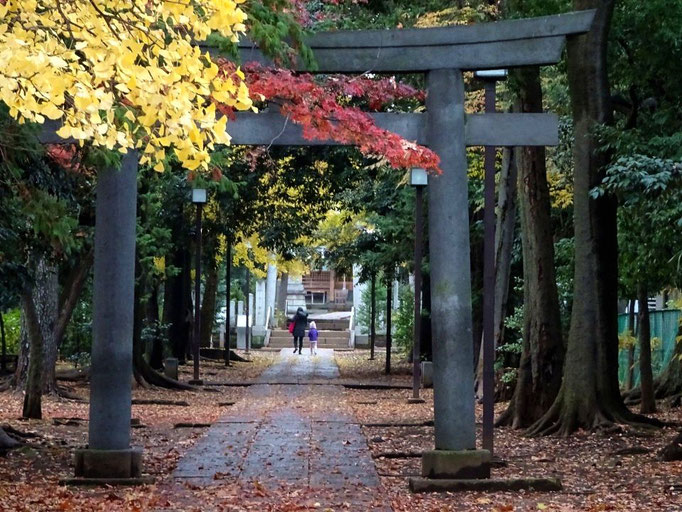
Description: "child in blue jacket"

(308, 321), (319, 355)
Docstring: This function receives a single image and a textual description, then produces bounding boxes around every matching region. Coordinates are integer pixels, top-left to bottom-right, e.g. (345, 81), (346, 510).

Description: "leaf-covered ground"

(0, 349), (681, 511)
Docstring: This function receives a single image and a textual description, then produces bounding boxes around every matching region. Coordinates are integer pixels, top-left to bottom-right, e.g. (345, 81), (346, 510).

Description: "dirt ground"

(0, 349), (681, 511)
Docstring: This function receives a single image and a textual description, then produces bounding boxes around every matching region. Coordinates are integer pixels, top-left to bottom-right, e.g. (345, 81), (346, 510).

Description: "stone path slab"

(173, 349), (387, 509)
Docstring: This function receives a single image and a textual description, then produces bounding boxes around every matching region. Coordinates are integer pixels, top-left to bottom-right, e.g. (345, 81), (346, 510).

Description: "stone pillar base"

(421, 449), (491, 479)
(74, 447), (143, 479)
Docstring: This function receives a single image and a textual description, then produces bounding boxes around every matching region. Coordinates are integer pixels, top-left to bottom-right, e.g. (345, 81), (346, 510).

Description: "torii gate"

(42, 10), (595, 484)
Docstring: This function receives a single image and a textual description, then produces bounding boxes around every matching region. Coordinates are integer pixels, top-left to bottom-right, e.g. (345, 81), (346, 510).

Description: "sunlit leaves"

(0, 0), (252, 171)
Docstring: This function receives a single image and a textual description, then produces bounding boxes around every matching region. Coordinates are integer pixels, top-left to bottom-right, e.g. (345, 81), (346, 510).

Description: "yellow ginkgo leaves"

(0, 0), (252, 171)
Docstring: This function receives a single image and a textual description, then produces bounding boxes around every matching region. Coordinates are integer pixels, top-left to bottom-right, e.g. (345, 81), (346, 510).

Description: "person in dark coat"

(291, 307), (308, 354)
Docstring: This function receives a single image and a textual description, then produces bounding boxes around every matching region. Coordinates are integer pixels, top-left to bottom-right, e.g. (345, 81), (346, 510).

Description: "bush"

(1, 309), (21, 354)
(394, 287), (414, 356)
(357, 280), (387, 334)
(60, 299), (92, 360)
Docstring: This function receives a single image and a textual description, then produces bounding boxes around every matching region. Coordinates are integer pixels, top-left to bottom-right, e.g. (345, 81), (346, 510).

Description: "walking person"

(308, 321), (319, 355)
(291, 307), (308, 354)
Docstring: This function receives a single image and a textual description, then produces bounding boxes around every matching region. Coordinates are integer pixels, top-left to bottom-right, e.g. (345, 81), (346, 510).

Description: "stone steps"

(270, 330), (348, 340)
(311, 320), (349, 331)
(268, 329), (350, 349)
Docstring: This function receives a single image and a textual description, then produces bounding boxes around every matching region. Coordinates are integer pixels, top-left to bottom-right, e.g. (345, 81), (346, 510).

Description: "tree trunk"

(22, 290), (43, 419)
(135, 260), (194, 390)
(15, 259), (58, 397)
(470, 207), (485, 369)
(528, 0), (660, 436)
(164, 246), (192, 364)
(54, 249), (94, 349)
(649, 316), (682, 399)
(624, 298), (636, 390)
(638, 286), (656, 414)
(421, 265), (433, 361)
(224, 241), (232, 366)
(385, 276), (392, 375)
(497, 67), (564, 429)
(200, 262), (219, 348)
(370, 271), (376, 360)
(146, 282), (164, 370)
(475, 145), (518, 399)
(277, 272), (289, 314)
(0, 427), (20, 450)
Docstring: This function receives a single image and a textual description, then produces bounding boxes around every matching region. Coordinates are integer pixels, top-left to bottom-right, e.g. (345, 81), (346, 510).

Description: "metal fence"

(618, 309), (680, 387)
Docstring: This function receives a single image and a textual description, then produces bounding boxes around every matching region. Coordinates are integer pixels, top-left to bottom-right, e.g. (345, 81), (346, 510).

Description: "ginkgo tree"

(0, 0), (253, 171)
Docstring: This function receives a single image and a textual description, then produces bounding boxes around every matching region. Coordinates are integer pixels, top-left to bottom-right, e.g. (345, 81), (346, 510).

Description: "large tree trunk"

(16, 259), (58, 399)
(637, 286), (656, 414)
(497, 67), (564, 428)
(164, 246), (192, 364)
(475, 145), (518, 399)
(200, 262), (219, 348)
(54, 249), (94, 349)
(529, 0), (659, 436)
(22, 290), (44, 419)
(385, 276), (392, 375)
(134, 261), (194, 390)
(470, 207), (485, 369)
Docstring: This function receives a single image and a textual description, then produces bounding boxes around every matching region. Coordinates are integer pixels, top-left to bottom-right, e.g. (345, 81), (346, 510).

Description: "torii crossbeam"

(44, 10), (594, 484)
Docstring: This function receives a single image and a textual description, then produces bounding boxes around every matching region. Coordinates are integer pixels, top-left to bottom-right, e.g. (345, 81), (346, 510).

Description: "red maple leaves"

(217, 61), (440, 172)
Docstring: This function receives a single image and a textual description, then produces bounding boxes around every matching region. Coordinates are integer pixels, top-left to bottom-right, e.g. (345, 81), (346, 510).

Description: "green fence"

(618, 309), (680, 386)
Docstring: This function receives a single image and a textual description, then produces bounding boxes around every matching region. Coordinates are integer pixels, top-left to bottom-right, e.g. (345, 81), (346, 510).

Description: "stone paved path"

(173, 349), (388, 510)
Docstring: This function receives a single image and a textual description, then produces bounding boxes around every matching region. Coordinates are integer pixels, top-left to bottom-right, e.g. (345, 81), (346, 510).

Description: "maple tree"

(217, 62), (440, 172)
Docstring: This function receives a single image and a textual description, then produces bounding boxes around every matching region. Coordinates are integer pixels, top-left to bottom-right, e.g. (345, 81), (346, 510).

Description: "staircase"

(267, 328), (350, 350)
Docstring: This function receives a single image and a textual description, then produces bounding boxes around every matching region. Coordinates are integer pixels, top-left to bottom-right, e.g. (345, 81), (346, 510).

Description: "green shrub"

(1, 309), (21, 354)
(357, 280), (387, 334)
(394, 287), (414, 356)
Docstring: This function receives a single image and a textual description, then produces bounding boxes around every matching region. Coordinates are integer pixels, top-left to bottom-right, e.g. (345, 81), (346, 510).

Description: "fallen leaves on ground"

(1, 350), (682, 511)
(334, 349), (412, 385)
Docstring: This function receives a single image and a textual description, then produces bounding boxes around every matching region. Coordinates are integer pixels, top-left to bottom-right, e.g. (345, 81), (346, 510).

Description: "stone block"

(164, 358), (179, 380)
(421, 361), (433, 388)
(74, 447), (143, 479)
(409, 476), (562, 493)
(421, 449), (491, 479)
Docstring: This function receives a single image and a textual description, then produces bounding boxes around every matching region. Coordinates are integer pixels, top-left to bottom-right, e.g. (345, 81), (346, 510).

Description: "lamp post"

(190, 188), (207, 385)
(408, 167), (427, 404)
(475, 68), (507, 455)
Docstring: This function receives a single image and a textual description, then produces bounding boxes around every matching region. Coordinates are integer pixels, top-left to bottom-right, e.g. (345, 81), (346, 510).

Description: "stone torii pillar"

(426, 69), (476, 453)
(74, 150), (146, 481)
